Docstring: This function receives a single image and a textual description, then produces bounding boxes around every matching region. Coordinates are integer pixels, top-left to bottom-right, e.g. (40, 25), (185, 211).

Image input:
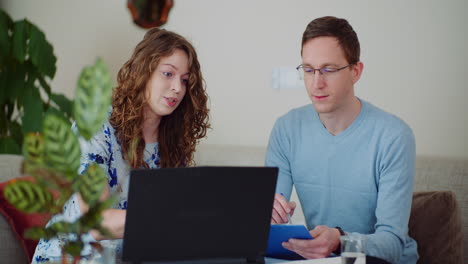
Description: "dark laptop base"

(134, 256), (265, 264)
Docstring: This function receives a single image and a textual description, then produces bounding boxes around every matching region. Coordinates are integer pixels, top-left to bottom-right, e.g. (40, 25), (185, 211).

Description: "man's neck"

(318, 97), (362, 136)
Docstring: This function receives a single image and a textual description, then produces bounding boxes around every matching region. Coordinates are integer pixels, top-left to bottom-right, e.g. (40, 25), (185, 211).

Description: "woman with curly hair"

(32, 28), (210, 263)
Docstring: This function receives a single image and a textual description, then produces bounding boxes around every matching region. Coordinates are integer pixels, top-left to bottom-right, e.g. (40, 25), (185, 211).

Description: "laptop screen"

(122, 166), (278, 264)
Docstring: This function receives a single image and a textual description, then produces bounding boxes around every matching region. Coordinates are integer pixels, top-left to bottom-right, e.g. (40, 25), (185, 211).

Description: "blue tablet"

(266, 224), (314, 260)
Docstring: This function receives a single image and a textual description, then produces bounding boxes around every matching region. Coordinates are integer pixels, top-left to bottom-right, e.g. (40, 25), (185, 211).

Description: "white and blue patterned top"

(31, 118), (160, 263)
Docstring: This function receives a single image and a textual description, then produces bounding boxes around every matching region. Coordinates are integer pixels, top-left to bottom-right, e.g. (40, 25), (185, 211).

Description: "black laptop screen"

(122, 166), (278, 263)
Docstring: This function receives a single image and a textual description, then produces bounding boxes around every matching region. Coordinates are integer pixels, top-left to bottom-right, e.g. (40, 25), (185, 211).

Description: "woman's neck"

(142, 111), (161, 144)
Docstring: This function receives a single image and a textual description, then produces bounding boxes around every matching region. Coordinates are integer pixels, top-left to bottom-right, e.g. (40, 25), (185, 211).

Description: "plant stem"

(61, 252), (68, 264)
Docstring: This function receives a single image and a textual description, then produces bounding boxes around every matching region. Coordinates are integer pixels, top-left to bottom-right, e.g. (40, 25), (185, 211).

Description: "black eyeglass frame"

(296, 63), (354, 76)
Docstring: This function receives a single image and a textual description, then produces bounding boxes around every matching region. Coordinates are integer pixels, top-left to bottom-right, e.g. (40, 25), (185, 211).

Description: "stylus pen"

(280, 193), (293, 225)
(286, 213), (293, 225)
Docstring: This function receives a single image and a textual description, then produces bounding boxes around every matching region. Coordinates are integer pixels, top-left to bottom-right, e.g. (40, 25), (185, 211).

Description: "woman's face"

(144, 49), (189, 120)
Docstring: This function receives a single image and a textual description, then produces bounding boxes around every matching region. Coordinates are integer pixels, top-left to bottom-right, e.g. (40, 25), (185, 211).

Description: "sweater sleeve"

(265, 117), (294, 200)
(358, 127), (416, 263)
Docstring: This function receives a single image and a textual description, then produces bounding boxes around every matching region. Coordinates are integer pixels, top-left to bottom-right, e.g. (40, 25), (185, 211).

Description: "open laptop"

(122, 166), (278, 264)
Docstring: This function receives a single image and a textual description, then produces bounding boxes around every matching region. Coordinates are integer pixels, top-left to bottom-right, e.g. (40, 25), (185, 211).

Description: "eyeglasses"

(296, 64), (353, 80)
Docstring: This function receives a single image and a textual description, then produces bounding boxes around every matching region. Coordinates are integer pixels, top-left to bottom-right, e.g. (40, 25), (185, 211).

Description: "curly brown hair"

(110, 28), (210, 168)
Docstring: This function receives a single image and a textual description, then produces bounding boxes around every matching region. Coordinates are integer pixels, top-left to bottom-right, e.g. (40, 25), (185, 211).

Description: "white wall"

(3, 0), (467, 159)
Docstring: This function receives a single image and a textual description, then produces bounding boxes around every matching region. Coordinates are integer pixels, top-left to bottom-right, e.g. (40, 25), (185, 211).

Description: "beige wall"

(3, 0), (467, 159)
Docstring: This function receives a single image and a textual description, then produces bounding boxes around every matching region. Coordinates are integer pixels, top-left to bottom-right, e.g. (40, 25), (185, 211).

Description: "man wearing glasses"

(267, 16), (417, 264)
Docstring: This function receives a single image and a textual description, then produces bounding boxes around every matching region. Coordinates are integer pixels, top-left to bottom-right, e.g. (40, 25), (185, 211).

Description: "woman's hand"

(91, 209), (127, 240)
(76, 184), (126, 240)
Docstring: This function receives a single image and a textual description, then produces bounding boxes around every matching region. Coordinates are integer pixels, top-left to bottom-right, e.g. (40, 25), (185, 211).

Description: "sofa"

(1, 144), (466, 264)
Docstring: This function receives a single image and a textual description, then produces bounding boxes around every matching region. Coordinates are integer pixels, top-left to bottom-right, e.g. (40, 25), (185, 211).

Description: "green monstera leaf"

(77, 164), (107, 207)
(3, 180), (53, 213)
(29, 22), (57, 79)
(0, 137), (21, 154)
(0, 10), (13, 62)
(11, 19), (28, 63)
(43, 113), (81, 177)
(0, 10), (67, 155)
(74, 58), (112, 140)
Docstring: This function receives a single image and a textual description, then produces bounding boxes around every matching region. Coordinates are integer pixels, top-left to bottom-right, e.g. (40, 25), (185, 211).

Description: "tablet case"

(266, 224), (313, 260)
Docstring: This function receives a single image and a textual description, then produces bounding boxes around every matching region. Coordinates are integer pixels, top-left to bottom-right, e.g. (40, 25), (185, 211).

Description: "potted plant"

(3, 57), (114, 264)
(0, 9), (73, 154)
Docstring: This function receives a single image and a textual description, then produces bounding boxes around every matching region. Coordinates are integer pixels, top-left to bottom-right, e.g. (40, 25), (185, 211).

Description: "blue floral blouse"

(31, 119), (160, 263)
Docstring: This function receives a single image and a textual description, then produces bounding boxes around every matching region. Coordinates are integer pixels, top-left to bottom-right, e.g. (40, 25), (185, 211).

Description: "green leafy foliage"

(22, 133), (45, 175)
(77, 164), (107, 207)
(1, 9), (114, 258)
(0, 11), (12, 63)
(9, 121), (23, 148)
(12, 20), (27, 62)
(80, 197), (115, 234)
(0, 9), (72, 154)
(64, 240), (85, 257)
(43, 113), (81, 176)
(0, 137), (21, 154)
(4, 180), (53, 213)
(29, 24), (56, 78)
(74, 58), (112, 140)
(5, 57), (114, 260)
(49, 221), (75, 233)
(22, 84), (44, 134)
(24, 226), (57, 241)
(50, 93), (74, 119)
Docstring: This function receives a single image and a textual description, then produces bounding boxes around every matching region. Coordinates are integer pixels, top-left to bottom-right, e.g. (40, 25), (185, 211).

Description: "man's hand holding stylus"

(271, 193), (296, 224)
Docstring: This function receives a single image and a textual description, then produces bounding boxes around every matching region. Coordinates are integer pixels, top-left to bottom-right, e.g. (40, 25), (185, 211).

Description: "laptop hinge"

(140, 256), (265, 264)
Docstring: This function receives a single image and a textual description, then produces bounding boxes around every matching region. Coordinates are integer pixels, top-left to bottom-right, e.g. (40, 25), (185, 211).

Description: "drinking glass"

(84, 240), (118, 264)
(340, 235), (366, 264)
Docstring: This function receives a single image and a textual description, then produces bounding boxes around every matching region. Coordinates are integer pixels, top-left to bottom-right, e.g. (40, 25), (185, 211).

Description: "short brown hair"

(110, 28), (210, 168)
(301, 16), (360, 64)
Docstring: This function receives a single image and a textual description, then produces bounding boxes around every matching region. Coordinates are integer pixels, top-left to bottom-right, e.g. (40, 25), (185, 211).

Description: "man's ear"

(352, 61), (364, 84)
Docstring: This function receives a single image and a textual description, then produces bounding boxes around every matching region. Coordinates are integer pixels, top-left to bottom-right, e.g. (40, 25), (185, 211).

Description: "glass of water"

(340, 235), (366, 264)
(85, 239), (119, 264)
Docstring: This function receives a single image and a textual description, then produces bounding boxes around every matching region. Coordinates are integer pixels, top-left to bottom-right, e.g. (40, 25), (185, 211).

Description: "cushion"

(0, 177), (51, 262)
(409, 191), (463, 264)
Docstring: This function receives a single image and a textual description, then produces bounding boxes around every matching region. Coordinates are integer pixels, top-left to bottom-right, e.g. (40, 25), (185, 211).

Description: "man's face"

(301, 36), (362, 115)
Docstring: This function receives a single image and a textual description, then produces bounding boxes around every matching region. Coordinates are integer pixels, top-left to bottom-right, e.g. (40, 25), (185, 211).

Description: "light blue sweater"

(265, 99), (418, 264)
